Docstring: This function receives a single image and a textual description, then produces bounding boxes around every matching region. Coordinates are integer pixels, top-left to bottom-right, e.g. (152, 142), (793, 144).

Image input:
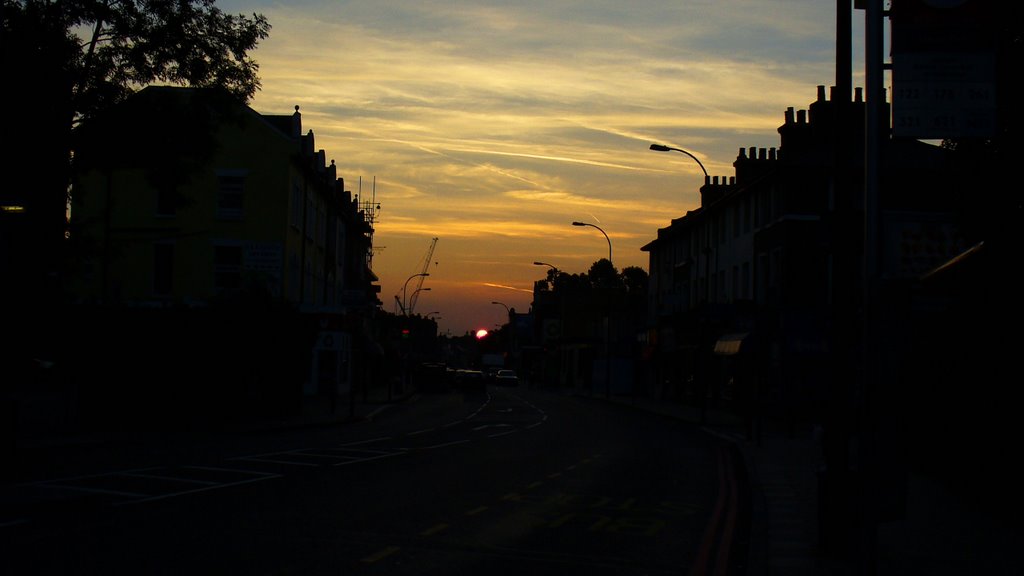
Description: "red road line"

(690, 446), (727, 576)
(689, 443), (741, 576)
(715, 446), (739, 576)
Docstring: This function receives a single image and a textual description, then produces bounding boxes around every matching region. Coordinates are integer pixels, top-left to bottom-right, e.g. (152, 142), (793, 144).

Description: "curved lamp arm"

(650, 143), (709, 179)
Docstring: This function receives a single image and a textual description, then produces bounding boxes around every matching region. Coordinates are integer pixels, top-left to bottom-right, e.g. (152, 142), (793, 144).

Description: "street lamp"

(491, 301), (510, 315)
(402, 272), (429, 315)
(571, 221), (612, 399)
(649, 143), (709, 180)
(410, 287), (431, 314)
(534, 261), (559, 286)
(572, 221), (612, 266)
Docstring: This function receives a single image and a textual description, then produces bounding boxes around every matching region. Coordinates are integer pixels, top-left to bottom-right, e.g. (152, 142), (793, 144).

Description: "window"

(153, 243), (174, 295)
(214, 245), (243, 292)
(742, 261), (750, 299)
(770, 247), (783, 302)
(288, 251), (300, 301)
(743, 197), (751, 233)
(291, 181), (303, 229)
(757, 252), (768, 304)
(733, 204), (740, 238)
(217, 173), (245, 220)
(317, 206), (326, 246)
(305, 261), (313, 303)
(336, 219), (346, 275)
(732, 265), (738, 301)
(305, 197), (315, 240)
(156, 186), (176, 217)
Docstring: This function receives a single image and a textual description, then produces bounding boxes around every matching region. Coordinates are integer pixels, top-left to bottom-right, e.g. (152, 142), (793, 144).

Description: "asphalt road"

(2, 386), (749, 575)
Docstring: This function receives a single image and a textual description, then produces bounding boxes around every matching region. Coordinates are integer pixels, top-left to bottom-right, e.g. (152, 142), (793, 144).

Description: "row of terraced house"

(58, 86), (384, 431)
(641, 84), (968, 425)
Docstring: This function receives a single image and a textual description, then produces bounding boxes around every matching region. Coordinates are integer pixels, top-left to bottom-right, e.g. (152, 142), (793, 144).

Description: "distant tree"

(1, 0), (270, 304)
(552, 271), (589, 293)
(620, 266), (649, 294)
(587, 258), (618, 288)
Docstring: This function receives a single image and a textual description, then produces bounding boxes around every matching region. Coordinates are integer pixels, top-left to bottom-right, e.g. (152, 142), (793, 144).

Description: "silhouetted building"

(66, 86), (381, 427)
(644, 81), (974, 560)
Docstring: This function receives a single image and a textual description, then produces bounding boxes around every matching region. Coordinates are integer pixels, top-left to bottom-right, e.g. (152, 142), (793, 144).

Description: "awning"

(713, 333), (749, 356)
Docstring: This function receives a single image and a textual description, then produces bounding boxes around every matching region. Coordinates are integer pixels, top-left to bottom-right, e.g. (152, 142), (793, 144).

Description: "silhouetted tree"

(1, 0), (270, 304)
(587, 258), (618, 289)
(619, 266), (648, 294)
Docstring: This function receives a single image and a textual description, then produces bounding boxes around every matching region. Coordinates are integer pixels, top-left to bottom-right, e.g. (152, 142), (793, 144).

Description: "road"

(2, 386), (749, 575)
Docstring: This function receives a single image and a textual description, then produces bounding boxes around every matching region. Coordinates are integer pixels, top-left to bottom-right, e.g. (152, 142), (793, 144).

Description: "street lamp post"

(491, 301), (510, 315)
(571, 221), (612, 266)
(570, 221), (613, 399)
(410, 287), (431, 314)
(534, 261), (559, 284)
(402, 272), (429, 316)
(649, 143), (709, 181)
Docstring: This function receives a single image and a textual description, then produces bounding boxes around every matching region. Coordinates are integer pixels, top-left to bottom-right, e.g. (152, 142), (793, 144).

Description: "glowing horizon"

(219, 0), (867, 334)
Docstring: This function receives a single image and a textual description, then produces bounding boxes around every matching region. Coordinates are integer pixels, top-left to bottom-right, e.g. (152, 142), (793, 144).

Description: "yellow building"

(70, 85), (377, 311)
(66, 87), (381, 423)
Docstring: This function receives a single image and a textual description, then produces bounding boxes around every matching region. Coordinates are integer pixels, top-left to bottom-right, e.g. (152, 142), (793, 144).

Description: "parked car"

(494, 369), (519, 386)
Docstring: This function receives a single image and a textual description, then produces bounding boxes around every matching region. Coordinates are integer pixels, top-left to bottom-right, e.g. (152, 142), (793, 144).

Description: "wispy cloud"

(221, 0), (852, 333)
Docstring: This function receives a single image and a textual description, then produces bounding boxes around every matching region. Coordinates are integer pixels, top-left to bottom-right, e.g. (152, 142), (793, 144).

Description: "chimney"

(291, 105), (302, 137)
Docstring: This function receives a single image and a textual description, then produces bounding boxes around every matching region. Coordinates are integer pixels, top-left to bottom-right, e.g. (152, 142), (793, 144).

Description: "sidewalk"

(596, 394), (836, 575)
(599, 392), (1020, 576)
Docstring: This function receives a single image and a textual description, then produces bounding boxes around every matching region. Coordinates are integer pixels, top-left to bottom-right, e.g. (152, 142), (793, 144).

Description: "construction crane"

(408, 237), (438, 315)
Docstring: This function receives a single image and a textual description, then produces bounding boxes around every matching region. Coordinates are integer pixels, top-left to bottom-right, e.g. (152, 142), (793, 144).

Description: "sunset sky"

(219, 0), (869, 335)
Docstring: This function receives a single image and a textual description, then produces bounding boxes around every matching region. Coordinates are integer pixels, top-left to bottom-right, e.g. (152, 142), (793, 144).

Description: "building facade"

(643, 84), (967, 427)
(67, 86), (381, 426)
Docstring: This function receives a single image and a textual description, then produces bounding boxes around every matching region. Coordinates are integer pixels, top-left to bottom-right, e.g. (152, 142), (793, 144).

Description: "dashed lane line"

(360, 546), (401, 564)
(419, 523), (449, 537)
